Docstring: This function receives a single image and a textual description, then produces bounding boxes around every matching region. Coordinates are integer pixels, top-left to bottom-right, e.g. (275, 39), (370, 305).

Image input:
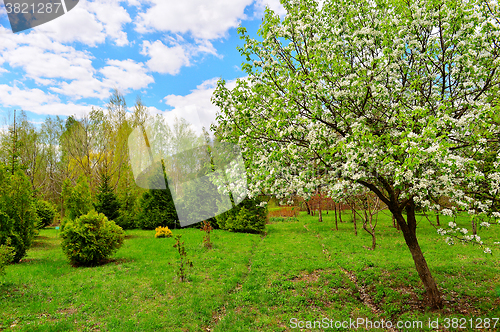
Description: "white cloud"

(50, 77), (109, 100)
(31, 102), (95, 117)
(100, 59), (155, 92)
(160, 77), (238, 135)
(0, 84), (94, 116)
(141, 40), (190, 75)
(128, 105), (164, 115)
(85, 0), (132, 46)
(0, 27), (105, 99)
(0, 26), (154, 99)
(134, 0), (253, 39)
(254, 0), (287, 16)
(126, 0), (142, 7)
(141, 39), (218, 75)
(2, 44), (95, 82)
(32, 0), (131, 46)
(0, 85), (58, 108)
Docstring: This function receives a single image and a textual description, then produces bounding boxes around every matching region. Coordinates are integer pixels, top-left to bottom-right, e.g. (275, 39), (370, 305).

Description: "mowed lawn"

(1, 211), (499, 331)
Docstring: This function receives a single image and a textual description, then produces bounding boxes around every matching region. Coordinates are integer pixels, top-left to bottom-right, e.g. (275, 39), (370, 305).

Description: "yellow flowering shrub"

(155, 226), (173, 238)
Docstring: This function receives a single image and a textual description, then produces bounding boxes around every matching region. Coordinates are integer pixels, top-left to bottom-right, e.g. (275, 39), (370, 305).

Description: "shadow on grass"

(0, 282), (29, 299)
(31, 239), (59, 250)
(70, 257), (134, 268)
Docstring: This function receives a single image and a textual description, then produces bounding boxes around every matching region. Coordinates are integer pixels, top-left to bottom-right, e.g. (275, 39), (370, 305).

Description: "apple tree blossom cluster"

(211, 0), (500, 251)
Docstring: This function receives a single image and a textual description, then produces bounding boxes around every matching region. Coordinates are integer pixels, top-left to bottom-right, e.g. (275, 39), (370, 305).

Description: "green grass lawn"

(1, 210), (499, 331)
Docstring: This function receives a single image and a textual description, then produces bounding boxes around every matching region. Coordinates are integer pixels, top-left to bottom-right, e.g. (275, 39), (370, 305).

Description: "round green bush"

(61, 211), (125, 266)
(216, 196), (267, 233)
(35, 200), (56, 229)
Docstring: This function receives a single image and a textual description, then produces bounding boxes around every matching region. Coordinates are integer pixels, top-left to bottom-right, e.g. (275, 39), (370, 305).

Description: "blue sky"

(0, 0), (286, 133)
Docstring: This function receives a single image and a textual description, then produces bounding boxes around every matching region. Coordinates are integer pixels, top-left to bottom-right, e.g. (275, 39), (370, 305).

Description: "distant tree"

(35, 200), (57, 229)
(62, 176), (93, 221)
(137, 162), (179, 230)
(94, 173), (120, 222)
(115, 167), (141, 229)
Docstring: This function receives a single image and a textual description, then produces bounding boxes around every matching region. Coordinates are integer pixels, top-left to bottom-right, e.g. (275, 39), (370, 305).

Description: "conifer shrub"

(216, 196), (267, 233)
(0, 238), (15, 276)
(0, 168), (39, 262)
(61, 211), (124, 266)
(35, 200), (56, 229)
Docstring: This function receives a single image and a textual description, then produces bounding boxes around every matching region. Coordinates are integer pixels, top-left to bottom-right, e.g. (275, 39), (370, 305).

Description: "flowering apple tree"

(211, 0), (500, 308)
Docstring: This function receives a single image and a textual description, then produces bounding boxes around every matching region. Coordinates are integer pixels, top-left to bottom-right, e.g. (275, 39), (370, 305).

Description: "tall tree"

(137, 162), (179, 230)
(40, 116), (66, 207)
(0, 163), (39, 262)
(212, 0), (500, 308)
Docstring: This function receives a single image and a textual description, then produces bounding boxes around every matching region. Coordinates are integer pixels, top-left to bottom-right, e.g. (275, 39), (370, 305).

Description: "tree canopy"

(212, 0), (500, 308)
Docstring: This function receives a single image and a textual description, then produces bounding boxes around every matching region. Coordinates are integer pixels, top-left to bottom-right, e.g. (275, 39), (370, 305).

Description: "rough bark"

(392, 202), (443, 309)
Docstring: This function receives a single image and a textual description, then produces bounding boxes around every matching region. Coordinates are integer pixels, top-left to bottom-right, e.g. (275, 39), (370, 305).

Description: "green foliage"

(178, 155), (219, 229)
(115, 211), (137, 230)
(35, 200), (56, 229)
(137, 164), (179, 229)
(115, 171), (140, 230)
(62, 176), (93, 221)
(0, 238), (15, 277)
(137, 188), (179, 229)
(0, 165), (39, 262)
(269, 216), (299, 223)
(94, 173), (120, 221)
(216, 196), (267, 233)
(60, 211), (125, 266)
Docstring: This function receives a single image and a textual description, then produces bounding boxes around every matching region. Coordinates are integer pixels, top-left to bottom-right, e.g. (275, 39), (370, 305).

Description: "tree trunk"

(393, 202), (443, 309)
(436, 212), (440, 226)
(392, 214), (396, 228)
(334, 204), (338, 230)
(318, 197), (323, 222)
(367, 209), (376, 250)
(472, 218), (477, 236)
(352, 206), (357, 236)
(363, 209), (376, 250)
(339, 206), (342, 223)
(305, 199), (311, 215)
